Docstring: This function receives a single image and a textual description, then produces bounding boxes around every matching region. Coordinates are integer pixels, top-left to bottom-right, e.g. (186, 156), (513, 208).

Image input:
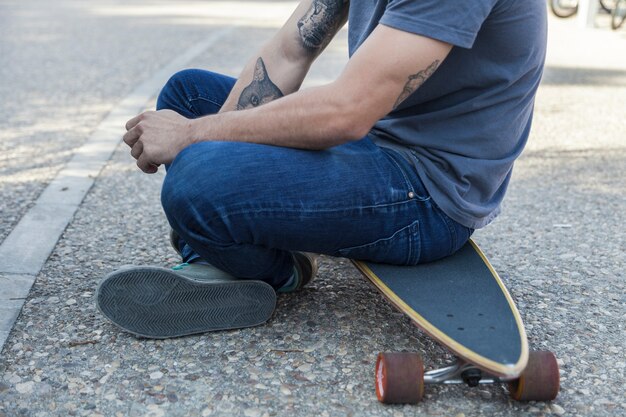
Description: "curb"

(0, 27), (234, 352)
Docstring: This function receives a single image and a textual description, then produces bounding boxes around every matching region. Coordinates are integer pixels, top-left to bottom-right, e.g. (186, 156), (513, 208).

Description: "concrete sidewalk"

(1, 5), (626, 417)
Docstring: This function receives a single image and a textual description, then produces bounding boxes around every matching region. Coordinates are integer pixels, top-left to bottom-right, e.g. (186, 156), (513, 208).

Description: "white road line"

(0, 27), (234, 352)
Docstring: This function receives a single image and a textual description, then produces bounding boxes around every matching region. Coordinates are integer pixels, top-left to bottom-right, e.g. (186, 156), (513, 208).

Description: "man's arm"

(126, 24), (452, 172)
(220, 0), (350, 112)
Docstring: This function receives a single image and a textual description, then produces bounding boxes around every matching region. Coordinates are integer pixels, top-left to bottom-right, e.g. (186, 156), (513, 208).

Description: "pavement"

(0, 1), (625, 416)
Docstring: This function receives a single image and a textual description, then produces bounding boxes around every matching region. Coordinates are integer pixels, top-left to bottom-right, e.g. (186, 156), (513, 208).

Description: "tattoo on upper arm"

(237, 58), (284, 110)
(393, 60), (441, 109)
(298, 0), (349, 51)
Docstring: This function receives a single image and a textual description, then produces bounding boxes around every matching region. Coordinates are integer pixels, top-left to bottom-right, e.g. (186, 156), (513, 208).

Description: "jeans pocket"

(382, 148), (431, 201)
(337, 220), (420, 265)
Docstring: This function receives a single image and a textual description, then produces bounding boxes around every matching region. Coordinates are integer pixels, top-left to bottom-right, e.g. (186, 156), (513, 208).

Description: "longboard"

(351, 239), (559, 403)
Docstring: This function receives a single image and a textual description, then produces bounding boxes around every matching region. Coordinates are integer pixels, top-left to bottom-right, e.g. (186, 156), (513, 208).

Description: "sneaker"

(278, 252), (319, 293)
(169, 229), (318, 293)
(96, 263), (276, 338)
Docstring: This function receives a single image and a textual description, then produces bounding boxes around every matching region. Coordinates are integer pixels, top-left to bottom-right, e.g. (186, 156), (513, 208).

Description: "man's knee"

(162, 142), (249, 247)
(161, 143), (201, 223)
(156, 69), (199, 112)
(162, 140), (284, 218)
(161, 142), (230, 222)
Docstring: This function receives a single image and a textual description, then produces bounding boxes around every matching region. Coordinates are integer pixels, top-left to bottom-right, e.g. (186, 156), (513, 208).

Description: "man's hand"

(123, 110), (194, 173)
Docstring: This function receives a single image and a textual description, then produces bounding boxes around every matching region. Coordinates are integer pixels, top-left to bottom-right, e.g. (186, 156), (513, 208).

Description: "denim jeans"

(157, 69), (473, 289)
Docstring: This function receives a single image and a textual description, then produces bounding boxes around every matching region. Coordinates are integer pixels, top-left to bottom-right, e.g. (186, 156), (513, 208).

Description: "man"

(96, 0), (547, 338)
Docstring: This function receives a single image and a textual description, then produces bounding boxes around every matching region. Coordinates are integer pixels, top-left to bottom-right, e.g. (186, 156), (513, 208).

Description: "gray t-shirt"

(348, 0), (547, 228)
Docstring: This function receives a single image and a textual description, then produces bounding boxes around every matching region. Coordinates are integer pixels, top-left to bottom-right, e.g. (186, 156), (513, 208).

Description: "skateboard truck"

(424, 359), (509, 386)
(375, 351), (560, 404)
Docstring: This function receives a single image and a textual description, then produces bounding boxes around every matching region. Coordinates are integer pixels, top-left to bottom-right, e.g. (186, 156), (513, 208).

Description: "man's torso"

(347, 0), (548, 229)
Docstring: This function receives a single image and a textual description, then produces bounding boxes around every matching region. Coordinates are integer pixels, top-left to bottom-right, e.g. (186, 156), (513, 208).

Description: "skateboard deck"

(351, 239), (559, 403)
(352, 239), (528, 377)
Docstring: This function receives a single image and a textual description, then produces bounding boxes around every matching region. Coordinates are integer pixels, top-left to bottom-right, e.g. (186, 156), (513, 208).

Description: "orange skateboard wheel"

(509, 350), (560, 401)
(375, 352), (424, 404)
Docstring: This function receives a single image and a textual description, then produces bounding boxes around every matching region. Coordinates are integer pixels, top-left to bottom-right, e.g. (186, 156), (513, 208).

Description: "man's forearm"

(219, 49), (309, 113)
(219, 0), (350, 113)
(122, 82), (362, 173)
(189, 82), (363, 150)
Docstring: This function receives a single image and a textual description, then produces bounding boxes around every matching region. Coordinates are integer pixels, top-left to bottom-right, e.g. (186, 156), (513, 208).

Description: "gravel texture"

(1, 5), (626, 417)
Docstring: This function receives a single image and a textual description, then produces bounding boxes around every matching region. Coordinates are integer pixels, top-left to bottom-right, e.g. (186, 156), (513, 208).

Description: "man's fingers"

(123, 124), (142, 147)
(125, 110), (169, 174)
(126, 110), (158, 130)
(125, 113), (143, 131)
(136, 152), (159, 174)
(130, 141), (143, 159)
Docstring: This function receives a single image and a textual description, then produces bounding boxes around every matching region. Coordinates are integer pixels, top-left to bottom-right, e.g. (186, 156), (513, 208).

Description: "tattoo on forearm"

(237, 58), (284, 110)
(393, 60), (441, 109)
(298, 0), (349, 51)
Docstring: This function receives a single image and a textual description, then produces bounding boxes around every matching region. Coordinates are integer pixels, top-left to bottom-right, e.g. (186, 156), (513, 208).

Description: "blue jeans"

(157, 69), (473, 289)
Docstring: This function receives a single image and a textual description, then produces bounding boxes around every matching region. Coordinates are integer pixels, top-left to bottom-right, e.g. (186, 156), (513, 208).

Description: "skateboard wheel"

(375, 352), (424, 404)
(508, 350), (560, 401)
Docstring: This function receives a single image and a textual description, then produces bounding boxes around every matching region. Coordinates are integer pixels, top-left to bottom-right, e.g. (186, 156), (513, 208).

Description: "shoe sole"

(96, 267), (276, 338)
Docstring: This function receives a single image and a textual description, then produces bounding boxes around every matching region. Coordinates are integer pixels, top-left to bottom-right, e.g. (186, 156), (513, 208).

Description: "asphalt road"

(1, 2), (625, 416)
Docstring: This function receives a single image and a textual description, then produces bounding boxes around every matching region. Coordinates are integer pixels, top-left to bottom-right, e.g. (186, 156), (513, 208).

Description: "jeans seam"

(159, 89), (196, 116)
(408, 220), (418, 264)
(434, 206), (457, 254)
(382, 151), (412, 193)
(382, 149), (431, 202)
(199, 199), (420, 226)
(337, 219), (420, 265)
(188, 95), (226, 108)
